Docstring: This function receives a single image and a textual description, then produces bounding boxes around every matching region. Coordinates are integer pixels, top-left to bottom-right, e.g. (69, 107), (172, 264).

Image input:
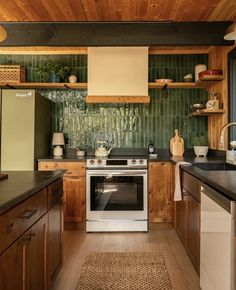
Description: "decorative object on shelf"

(198, 70), (223, 78)
(37, 63), (71, 83)
(0, 65), (26, 83)
(170, 129), (184, 156)
(183, 74), (193, 82)
(192, 103), (206, 112)
(155, 79), (173, 83)
(195, 64), (207, 82)
(206, 92), (220, 109)
(76, 149), (85, 157)
(69, 75), (77, 83)
(193, 136), (208, 157)
(224, 23), (236, 40)
(0, 25), (7, 42)
(52, 133), (65, 157)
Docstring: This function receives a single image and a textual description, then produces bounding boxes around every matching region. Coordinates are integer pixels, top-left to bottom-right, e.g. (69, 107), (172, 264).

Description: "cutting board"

(170, 129), (184, 156)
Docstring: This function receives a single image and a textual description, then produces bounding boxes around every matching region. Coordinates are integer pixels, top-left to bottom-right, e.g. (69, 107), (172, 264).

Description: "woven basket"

(0, 65), (26, 83)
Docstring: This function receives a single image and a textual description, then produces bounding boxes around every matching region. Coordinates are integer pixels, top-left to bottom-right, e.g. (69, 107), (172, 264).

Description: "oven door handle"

(88, 171), (147, 176)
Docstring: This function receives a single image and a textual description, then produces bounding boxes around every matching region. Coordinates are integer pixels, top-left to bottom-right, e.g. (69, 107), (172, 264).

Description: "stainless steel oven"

(86, 158), (148, 232)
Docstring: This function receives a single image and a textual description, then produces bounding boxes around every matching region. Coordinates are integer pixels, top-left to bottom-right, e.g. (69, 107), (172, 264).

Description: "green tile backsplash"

(1, 53), (208, 149)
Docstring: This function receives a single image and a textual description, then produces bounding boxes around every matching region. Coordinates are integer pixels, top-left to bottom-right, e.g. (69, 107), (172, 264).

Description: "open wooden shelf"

(0, 82), (88, 89)
(191, 109), (226, 116)
(149, 75), (225, 90)
(0, 75), (225, 91)
(195, 75), (225, 88)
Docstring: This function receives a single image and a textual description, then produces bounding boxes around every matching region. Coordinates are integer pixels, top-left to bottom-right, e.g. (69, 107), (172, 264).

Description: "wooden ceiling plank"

(122, 0), (139, 21)
(108, 0), (122, 21)
(147, 0), (163, 21)
(0, 1), (28, 21)
(14, 0), (51, 21)
(192, 0), (220, 21)
(81, 0), (98, 21)
(158, 0), (177, 21)
(38, 0), (67, 21)
(208, 0), (236, 21)
(137, 0), (149, 21)
(60, 0), (87, 21)
(94, 0), (111, 21)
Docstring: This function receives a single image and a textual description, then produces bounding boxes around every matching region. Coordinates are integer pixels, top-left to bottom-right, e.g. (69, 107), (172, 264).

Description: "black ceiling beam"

(0, 21), (233, 46)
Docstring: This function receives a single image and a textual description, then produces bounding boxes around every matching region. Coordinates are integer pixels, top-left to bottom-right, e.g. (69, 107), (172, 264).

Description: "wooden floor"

(52, 223), (200, 290)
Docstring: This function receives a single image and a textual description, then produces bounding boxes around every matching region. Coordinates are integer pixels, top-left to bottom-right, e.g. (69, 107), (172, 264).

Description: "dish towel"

(174, 161), (191, 201)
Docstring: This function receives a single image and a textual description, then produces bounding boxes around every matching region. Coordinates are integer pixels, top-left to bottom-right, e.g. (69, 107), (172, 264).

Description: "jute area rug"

(77, 252), (173, 290)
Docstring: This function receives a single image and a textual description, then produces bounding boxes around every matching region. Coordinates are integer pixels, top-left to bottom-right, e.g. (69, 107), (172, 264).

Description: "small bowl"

(184, 77), (193, 82)
(192, 104), (206, 111)
(155, 79), (173, 83)
(77, 150), (85, 157)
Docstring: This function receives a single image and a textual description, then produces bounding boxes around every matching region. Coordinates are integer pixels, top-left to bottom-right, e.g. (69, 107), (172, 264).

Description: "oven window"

(90, 176), (144, 211)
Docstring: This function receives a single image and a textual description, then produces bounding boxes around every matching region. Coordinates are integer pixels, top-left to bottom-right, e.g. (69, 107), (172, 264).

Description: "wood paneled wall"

(208, 45), (236, 150)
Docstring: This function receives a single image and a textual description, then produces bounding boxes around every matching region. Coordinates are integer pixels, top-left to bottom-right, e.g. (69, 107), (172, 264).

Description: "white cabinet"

(200, 186), (234, 290)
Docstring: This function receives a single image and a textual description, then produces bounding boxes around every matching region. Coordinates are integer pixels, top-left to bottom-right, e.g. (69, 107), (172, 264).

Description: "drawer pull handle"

(20, 209), (37, 219)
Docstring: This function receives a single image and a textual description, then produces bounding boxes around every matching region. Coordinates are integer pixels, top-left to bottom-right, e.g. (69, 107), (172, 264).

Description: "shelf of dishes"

(0, 75), (225, 90)
(149, 75), (225, 89)
(191, 109), (226, 116)
(0, 82), (88, 89)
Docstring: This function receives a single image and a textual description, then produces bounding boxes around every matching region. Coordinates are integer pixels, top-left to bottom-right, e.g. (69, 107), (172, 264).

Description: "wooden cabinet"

(47, 178), (64, 288)
(0, 177), (63, 290)
(0, 214), (48, 290)
(38, 161), (86, 222)
(187, 194), (200, 271)
(63, 176), (85, 222)
(175, 193), (188, 245)
(148, 162), (173, 222)
(175, 169), (200, 273)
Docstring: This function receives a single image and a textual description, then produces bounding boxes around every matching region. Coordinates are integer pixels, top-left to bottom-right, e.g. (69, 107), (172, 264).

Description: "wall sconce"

(52, 133), (65, 157)
(224, 23), (236, 40)
(0, 25), (7, 42)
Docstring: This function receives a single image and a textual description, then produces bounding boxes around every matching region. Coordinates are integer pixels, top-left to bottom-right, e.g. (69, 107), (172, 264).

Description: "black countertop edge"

(180, 165), (236, 201)
(0, 171), (64, 215)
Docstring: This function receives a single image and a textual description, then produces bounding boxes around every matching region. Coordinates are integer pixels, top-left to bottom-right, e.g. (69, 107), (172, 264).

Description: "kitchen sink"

(192, 162), (236, 171)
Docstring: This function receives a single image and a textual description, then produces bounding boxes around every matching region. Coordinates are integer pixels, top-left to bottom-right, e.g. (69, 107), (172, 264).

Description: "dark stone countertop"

(0, 171), (64, 215)
(180, 165), (236, 201)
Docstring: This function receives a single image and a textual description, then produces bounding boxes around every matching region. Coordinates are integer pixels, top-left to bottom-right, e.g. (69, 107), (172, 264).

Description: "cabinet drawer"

(38, 162), (65, 171)
(48, 178), (63, 208)
(38, 161), (86, 177)
(182, 171), (200, 202)
(0, 188), (47, 254)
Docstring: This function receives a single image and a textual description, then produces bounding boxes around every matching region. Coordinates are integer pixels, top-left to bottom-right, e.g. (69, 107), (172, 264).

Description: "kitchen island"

(0, 170), (64, 290)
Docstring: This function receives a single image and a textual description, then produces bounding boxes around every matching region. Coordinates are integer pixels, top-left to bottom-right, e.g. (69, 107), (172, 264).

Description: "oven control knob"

(131, 159), (137, 164)
(139, 159), (144, 164)
(89, 159), (95, 165)
(97, 159), (102, 165)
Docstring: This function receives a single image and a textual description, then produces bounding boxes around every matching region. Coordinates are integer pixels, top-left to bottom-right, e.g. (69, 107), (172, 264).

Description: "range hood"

(87, 47), (149, 103)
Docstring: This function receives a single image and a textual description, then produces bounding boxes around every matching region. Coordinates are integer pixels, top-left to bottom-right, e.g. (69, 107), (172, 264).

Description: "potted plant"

(192, 136), (209, 157)
(37, 63), (71, 83)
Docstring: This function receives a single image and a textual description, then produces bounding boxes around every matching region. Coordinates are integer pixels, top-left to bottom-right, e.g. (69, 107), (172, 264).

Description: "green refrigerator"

(1, 89), (51, 170)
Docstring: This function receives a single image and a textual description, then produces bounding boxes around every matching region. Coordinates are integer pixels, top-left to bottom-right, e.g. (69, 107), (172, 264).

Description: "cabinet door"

(48, 201), (63, 288)
(0, 237), (27, 290)
(27, 214), (48, 290)
(187, 194), (200, 272)
(148, 162), (172, 222)
(63, 176), (86, 222)
(175, 195), (188, 245)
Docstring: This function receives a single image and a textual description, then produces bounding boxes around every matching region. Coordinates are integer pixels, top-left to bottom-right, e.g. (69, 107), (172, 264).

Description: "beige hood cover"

(87, 47), (149, 103)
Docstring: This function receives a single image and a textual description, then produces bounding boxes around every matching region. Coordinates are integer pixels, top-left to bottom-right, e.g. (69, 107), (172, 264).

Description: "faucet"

(219, 122), (236, 148)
